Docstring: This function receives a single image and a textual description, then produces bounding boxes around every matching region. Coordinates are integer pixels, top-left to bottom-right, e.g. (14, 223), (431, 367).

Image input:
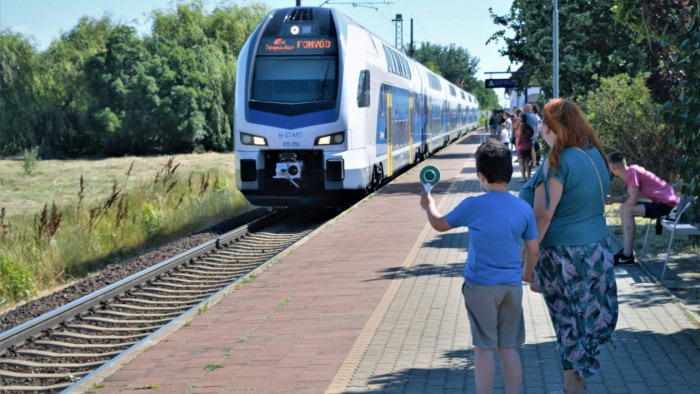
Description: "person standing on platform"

(606, 151), (679, 265)
(516, 113), (534, 182)
(500, 122), (510, 148)
(519, 98), (618, 394)
(419, 139), (539, 394)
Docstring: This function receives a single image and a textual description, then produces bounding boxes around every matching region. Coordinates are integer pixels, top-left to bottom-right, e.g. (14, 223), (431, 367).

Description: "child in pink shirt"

(606, 152), (679, 265)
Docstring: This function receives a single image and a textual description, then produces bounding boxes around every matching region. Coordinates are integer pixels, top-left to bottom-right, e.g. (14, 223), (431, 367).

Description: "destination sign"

(485, 78), (517, 88)
(258, 37), (336, 55)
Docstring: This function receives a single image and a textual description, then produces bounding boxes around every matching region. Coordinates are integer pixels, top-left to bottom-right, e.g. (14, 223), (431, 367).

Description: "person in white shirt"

(499, 123), (510, 148)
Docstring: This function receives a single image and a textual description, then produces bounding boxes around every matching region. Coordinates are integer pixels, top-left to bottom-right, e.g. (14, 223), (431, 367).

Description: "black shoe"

(613, 249), (625, 260)
(614, 252), (635, 265)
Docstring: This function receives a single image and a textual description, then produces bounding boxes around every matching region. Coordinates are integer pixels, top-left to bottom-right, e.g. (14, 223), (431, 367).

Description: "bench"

(640, 194), (699, 280)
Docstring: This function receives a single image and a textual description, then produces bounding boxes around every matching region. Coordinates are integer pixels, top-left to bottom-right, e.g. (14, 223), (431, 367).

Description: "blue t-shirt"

(446, 191), (538, 286)
(519, 146), (610, 247)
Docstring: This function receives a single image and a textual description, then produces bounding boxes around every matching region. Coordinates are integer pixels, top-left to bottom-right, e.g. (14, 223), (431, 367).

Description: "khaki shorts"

(462, 282), (525, 349)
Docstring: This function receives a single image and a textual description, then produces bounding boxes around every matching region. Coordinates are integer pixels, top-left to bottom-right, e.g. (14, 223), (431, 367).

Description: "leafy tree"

(0, 32), (39, 155)
(36, 17), (116, 156)
(613, 0), (699, 197)
(411, 42), (498, 109)
(488, 0), (646, 99)
(584, 73), (678, 181)
(413, 42), (480, 91)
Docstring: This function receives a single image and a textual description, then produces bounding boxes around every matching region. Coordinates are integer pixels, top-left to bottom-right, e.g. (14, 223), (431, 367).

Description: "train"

(234, 6), (479, 206)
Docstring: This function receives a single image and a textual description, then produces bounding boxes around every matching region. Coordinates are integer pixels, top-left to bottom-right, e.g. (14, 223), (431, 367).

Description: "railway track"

(0, 209), (331, 393)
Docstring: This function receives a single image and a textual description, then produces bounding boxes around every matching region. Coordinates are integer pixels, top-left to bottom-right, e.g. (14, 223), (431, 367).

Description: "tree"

(585, 73), (678, 181)
(410, 42), (497, 108)
(488, 0), (646, 100)
(36, 17), (116, 156)
(413, 43), (480, 92)
(613, 0), (699, 197)
(0, 32), (39, 155)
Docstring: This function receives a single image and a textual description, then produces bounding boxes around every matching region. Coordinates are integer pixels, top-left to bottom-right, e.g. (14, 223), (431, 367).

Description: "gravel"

(0, 207), (271, 333)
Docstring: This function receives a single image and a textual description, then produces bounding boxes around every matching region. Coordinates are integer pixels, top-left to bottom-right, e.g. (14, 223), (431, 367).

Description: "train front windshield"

(252, 56), (337, 103)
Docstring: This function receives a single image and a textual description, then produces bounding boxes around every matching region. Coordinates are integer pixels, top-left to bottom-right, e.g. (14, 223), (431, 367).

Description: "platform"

(71, 130), (699, 393)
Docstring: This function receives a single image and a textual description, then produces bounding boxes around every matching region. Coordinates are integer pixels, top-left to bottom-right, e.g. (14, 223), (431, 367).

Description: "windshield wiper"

(314, 63), (331, 101)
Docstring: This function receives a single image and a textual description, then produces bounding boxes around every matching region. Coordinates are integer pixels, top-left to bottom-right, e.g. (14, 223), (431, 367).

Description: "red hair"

(543, 98), (609, 174)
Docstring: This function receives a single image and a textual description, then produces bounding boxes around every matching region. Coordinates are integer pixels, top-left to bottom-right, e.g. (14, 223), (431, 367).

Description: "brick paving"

(71, 130), (699, 393)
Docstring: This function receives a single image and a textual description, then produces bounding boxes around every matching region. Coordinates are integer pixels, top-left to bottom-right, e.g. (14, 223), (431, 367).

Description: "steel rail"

(0, 209), (277, 356)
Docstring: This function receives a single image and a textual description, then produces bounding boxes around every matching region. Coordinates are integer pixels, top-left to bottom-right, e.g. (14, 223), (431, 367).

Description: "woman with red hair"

(519, 98), (618, 394)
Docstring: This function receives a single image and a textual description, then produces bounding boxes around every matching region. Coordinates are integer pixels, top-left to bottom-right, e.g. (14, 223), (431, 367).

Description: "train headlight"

(315, 131), (345, 146)
(240, 132), (268, 146)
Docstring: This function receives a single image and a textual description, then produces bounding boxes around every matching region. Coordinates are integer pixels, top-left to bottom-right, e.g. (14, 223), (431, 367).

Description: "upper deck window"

(383, 45), (411, 80)
(428, 73), (441, 91)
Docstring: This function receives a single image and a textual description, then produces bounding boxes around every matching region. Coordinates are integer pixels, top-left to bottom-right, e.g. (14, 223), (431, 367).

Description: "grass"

(0, 153), (249, 310)
(604, 204), (699, 259)
(205, 363), (223, 371)
(131, 383), (161, 390)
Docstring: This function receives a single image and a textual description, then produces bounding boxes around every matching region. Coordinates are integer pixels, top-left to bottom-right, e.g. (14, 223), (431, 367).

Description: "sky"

(0, 0), (517, 106)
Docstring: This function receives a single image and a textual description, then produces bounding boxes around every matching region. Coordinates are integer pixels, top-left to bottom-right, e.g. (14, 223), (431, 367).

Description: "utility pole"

(392, 14), (403, 50)
(553, 0), (559, 98)
(408, 18), (414, 57)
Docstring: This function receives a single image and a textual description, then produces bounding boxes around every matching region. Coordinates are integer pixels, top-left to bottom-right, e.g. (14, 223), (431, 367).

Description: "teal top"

(518, 146), (610, 247)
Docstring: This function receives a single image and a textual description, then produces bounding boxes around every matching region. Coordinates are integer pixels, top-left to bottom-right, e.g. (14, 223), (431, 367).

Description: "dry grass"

(0, 153), (249, 306)
(0, 153), (236, 219)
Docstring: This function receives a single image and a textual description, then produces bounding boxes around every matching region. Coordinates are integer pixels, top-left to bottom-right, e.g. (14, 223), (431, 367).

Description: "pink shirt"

(626, 165), (679, 207)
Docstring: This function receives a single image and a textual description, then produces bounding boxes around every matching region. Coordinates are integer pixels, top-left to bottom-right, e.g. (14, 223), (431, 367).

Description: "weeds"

(0, 254), (35, 302)
(23, 147), (39, 175)
(76, 176), (85, 217)
(205, 363), (223, 371)
(0, 155), (248, 306)
(0, 208), (7, 237)
(33, 202), (62, 242)
(132, 383), (161, 390)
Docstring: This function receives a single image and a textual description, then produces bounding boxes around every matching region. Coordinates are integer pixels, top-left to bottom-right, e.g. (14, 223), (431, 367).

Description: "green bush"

(141, 203), (164, 236)
(0, 254), (35, 302)
(583, 73), (679, 181)
(23, 146), (39, 175)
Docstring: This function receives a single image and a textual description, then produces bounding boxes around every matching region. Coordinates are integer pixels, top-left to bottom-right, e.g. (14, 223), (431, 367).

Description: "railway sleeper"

(158, 276), (239, 286)
(52, 330), (149, 341)
(161, 270), (239, 279)
(0, 368), (90, 379)
(16, 348), (124, 359)
(92, 309), (182, 319)
(0, 357), (106, 370)
(127, 291), (207, 301)
(66, 323), (162, 333)
(118, 297), (200, 306)
(33, 339), (137, 349)
(138, 281), (223, 291)
(0, 382), (73, 392)
(139, 286), (217, 296)
(109, 302), (192, 311)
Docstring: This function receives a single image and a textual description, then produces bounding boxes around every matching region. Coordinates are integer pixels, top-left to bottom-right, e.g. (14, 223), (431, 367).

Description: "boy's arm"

(622, 187), (639, 206)
(420, 192), (452, 232)
(522, 238), (539, 283)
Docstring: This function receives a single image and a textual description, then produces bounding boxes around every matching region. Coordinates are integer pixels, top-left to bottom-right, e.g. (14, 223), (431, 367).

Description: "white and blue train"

(234, 6), (479, 206)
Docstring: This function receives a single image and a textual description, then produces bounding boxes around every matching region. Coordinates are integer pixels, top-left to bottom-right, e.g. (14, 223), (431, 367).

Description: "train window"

(449, 86), (456, 96)
(428, 73), (441, 91)
(383, 45), (411, 80)
(357, 70), (371, 108)
(252, 56), (337, 102)
(461, 91), (465, 99)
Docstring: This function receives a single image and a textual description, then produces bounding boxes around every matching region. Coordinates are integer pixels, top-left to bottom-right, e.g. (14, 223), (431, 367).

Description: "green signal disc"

(420, 165), (440, 186)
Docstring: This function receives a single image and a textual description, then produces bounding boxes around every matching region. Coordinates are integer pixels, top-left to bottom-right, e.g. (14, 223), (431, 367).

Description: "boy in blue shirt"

(419, 139), (539, 394)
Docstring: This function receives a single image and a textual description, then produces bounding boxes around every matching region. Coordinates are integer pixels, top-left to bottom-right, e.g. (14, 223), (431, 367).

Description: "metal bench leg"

(641, 219), (652, 258)
(660, 228), (677, 281)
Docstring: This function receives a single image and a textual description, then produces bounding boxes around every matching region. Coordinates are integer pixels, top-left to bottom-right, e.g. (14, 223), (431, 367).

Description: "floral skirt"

(535, 236), (618, 378)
